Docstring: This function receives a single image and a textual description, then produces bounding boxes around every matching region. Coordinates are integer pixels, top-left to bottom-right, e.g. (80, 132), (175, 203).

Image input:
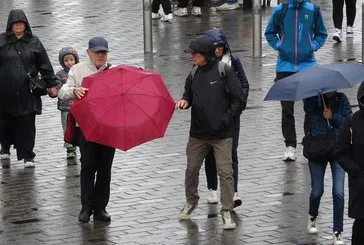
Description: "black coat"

(0, 9), (57, 116)
(335, 82), (364, 219)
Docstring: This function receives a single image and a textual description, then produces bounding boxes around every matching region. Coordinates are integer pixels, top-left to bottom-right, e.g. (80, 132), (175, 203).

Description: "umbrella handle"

(320, 93), (331, 127)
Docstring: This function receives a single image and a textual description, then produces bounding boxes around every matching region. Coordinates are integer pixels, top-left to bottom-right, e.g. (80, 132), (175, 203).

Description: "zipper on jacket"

(294, 7), (298, 69)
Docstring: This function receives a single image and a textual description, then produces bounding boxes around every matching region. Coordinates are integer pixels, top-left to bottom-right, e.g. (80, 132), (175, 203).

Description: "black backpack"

(189, 61), (226, 80)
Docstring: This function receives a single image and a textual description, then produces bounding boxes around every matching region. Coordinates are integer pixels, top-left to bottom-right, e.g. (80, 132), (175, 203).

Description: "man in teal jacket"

(264, 0), (327, 161)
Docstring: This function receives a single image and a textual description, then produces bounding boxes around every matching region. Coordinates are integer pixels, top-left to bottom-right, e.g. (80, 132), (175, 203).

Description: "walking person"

(0, 9), (58, 167)
(174, 0), (204, 17)
(175, 35), (244, 230)
(264, 0), (327, 161)
(332, 0), (357, 42)
(335, 81), (364, 245)
(59, 37), (115, 223)
(304, 91), (352, 245)
(152, 0), (173, 22)
(55, 47), (80, 162)
(203, 28), (249, 207)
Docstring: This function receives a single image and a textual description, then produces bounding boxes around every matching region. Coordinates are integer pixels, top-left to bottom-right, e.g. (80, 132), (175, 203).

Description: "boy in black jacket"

(175, 35), (244, 230)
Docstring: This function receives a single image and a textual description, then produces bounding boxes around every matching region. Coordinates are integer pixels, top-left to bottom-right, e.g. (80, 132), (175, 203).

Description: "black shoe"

(93, 209), (111, 222)
(78, 207), (93, 223)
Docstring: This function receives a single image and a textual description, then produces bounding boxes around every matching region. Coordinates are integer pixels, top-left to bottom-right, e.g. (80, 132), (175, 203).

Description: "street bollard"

(362, 3), (364, 63)
(143, 0), (153, 53)
(252, 0), (262, 57)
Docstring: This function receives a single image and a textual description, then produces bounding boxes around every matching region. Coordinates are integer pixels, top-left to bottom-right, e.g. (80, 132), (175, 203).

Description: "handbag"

(64, 112), (78, 146)
(302, 111), (337, 162)
(13, 44), (47, 96)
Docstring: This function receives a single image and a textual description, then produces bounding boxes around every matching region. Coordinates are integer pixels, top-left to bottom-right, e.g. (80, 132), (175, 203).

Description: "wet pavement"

(0, 0), (363, 244)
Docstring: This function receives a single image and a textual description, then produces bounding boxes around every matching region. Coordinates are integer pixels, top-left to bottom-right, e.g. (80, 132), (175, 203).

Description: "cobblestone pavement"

(0, 0), (363, 244)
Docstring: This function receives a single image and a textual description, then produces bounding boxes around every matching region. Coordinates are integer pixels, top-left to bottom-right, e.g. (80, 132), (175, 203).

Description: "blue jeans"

(226, 0), (238, 3)
(308, 160), (345, 232)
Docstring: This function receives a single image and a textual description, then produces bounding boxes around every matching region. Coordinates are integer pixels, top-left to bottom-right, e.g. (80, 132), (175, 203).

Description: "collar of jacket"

(87, 61), (108, 71)
(7, 32), (30, 43)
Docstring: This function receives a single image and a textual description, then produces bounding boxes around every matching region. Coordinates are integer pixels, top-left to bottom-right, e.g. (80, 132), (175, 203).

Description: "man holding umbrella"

(58, 37), (114, 223)
(264, 0), (327, 161)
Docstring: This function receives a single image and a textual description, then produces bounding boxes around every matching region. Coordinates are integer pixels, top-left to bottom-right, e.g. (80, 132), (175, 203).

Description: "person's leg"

(161, 0), (172, 14)
(0, 112), (13, 154)
(192, 0), (204, 7)
(352, 219), (364, 245)
(308, 161), (327, 219)
(178, 0), (189, 8)
(93, 143), (115, 212)
(14, 113), (36, 161)
(330, 160), (345, 233)
(205, 149), (218, 190)
(211, 138), (234, 212)
(61, 111), (76, 157)
(345, 0), (357, 27)
(231, 118), (240, 193)
(185, 137), (210, 205)
(332, 0), (344, 29)
(152, 0), (161, 13)
(226, 0), (238, 3)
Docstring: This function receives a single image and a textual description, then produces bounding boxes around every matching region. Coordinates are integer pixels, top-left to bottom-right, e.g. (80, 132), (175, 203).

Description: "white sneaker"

(233, 192), (242, 208)
(174, 7), (188, 17)
(179, 202), (197, 220)
(207, 189), (218, 204)
(192, 7), (202, 16)
(282, 146), (296, 161)
(333, 231), (344, 245)
(346, 26), (354, 38)
(333, 29), (342, 42)
(24, 159), (35, 168)
(152, 12), (161, 19)
(0, 153), (10, 160)
(307, 215), (319, 234)
(216, 3), (240, 11)
(161, 13), (173, 22)
(222, 211), (236, 230)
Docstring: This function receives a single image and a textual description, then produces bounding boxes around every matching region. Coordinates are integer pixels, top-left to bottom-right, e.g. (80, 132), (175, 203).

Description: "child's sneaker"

(152, 12), (161, 19)
(67, 150), (76, 160)
(179, 202), (197, 220)
(221, 211), (236, 230)
(192, 7), (202, 16)
(174, 7), (188, 17)
(307, 215), (318, 234)
(333, 231), (344, 245)
(346, 26), (354, 38)
(333, 29), (342, 42)
(161, 13), (173, 22)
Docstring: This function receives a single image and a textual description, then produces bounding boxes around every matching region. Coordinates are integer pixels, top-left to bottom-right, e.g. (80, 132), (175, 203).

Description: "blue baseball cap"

(88, 37), (109, 52)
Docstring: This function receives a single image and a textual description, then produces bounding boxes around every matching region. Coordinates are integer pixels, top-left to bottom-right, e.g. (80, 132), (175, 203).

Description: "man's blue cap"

(88, 37), (109, 52)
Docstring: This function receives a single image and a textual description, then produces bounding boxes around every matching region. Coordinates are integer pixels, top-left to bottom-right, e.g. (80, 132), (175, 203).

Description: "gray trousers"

(61, 111), (76, 151)
(185, 137), (234, 212)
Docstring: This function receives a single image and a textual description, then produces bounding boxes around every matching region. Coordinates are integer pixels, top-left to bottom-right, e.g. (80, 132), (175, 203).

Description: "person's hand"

(175, 99), (188, 109)
(73, 87), (88, 99)
(323, 107), (333, 120)
(48, 87), (58, 98)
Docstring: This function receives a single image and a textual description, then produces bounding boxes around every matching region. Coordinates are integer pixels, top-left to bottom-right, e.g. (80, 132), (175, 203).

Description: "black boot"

(93, 209), (111, 222)
(78, 206), (93, 223)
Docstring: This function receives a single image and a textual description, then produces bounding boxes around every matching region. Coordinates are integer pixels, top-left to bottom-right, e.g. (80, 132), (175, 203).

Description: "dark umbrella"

(70, 65), (175, 151)
(264, 63), (364, 101)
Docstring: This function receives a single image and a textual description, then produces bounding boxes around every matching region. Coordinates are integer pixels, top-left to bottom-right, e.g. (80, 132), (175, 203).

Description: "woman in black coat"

(0, 9), (58, 167)
(335, 81), (364, 245)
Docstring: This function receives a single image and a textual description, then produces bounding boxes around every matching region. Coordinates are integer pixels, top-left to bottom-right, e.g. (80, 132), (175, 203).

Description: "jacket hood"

(6, 9), (32, 36)
(358, 81), (364, 109)
(58, 47), (80, 71)
(286, 0), (307, 7)
(185, 35), (217, 63)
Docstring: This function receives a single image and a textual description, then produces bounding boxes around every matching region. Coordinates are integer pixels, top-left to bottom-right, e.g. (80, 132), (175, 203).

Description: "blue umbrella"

(264, 63), (364, 101)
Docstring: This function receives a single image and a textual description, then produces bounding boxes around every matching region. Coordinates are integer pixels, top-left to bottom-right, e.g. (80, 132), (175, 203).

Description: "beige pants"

(185, 137), (234, 211)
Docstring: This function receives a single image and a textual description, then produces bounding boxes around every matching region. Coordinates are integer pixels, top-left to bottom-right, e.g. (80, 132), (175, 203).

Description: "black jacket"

(182, 61), (244, 139)
(0, 9), (57, 116)
(335, 81), (364, 219)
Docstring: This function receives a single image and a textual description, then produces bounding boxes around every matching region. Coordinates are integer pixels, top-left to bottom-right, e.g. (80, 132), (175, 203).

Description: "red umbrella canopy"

(70, 65), (175, 151)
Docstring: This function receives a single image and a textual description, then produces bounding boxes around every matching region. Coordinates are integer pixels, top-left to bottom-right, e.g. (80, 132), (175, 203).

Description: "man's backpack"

(278, 2), (320, 37)
(189, 61), (226, 80)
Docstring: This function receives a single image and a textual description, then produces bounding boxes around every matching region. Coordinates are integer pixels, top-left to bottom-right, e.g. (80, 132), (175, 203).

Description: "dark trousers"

(332, 0), (357, 29)
(352, 219), (364, 245)
(178, 0), (204, 7)
(0, 112), (36, 160)
(205, 118), (240, 192)
(152, 0), (172, 14)
(77, 128), (115, 211)
(275, 72), (297, 148)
